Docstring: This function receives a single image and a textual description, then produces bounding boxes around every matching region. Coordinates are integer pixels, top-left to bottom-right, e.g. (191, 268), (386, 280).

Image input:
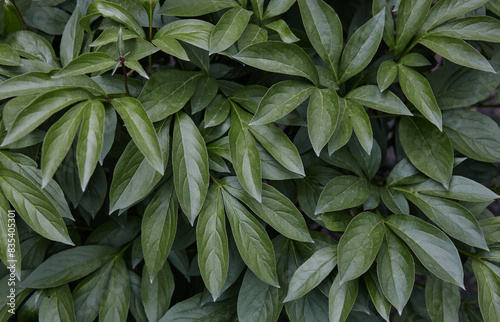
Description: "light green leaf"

(233, 41), (320, 85)
(284, 245), (337, 302)
(205, 95), (231, 128)
(429, 16), (500, 43)
(264, 19), (299, 43)
(99, 257), (130, 322)
(60, 7), (84, 66)
(141, 263), (174, 322)
(328, 275), (358, 322)
(39, 285), (76, 322)
(346, 85), (412, 116)
(398, 65), (442, 129)
(395, 0), (432, 56)
(222, 190), (278, 286)
(154, 19), (215, 50)
(425, 275), (460, 322)
(419, 35), (495, 73)
(209, 7), (253, 54)
(53, 53), (117, 78)
(339, 9), (385, 83)
(197, 185), (228, 301)
(308, 88), (341, 156)
(337, 212), (384, 283)
(377, 230), (414, 315)
(315, 175), (370, 214)
(399, 117), (453, 188)
(385, 214), (464, 288)
(159, 0), (239, 16)
(472, 259), (500, 322)
(142, 180), (178, 279)
(173, 111), (210, 224)
(21, 246), (117, 288)
(111, 97), (164, 174)
(377, 60), (398, 92)
(399, 53), (432, 67)
(0, 44), (21, 66)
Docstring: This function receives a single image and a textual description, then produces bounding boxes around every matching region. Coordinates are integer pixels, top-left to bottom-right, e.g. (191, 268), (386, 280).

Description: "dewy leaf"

(339, 9), (385, 83)
(443, 109), (500, 162)
(394, 0), (432, 56)
(307, 88), (341, 156)
(399, 117), (453, 188)
(250, 80), (314, 125)
(472, 259), (500, 322)
(222, 191), (278, 286)
(328, 275), (358, 322)
(419, 35), (495, 73)
(20, 246), (117, 288)
(284, 244), (337, 302)
(346, 85), (412, 116)
(53, 53), (117, 78)
(159, 0), (239, 16)
(0, 44), (21, 66)
(41, 102), (86, 188)
(142, 179), (178, 280)
(173, 111), (210, 224)
(209, 7), (253, 54)
(385, 214), (464, 288)
(425, 275), (460, 322)
(377, 60), (398, 92)
(229, 104), (262, 201)
(0, 168), (73, 245)
(429, 16), (500, 43)
(111, 97), (164, 174)
(377, 230), (414, 315)
(141, 263), (174, 322)
(398, 65), (442, 129)
(60, 7), (84, 67)
(297, 0), (343, 79)
(233, 41), (320, 86)
(196, 185), (229, 301)
(315, 175), (370, 214)
(39, 285), (76, 322)
(99, 257), (130, 322)
(337, 212), (384, 283)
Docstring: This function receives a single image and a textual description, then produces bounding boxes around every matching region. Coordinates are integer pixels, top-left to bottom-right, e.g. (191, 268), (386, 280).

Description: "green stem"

(458, 248), (480, 260)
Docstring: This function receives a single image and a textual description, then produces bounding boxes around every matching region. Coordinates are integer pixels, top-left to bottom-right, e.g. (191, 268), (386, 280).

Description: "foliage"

(1, 0), (500, 321)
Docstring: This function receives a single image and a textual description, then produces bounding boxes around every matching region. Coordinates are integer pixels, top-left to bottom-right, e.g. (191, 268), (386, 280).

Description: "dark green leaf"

(60, 7), (85, 66)
(420, 0), (489, 33)
(154, 19), (214, 50)
(377, 60), (398, 92)
(346, 100), (373, 154)
(395, 0), (432, 56)
(159, 293), (236, 321)
(425, 275), (460, 322)
(205, 95), (231, 128)
(364, 270), (391, 322)
(264, 19), (299, 43)
(39, 285), (76, 322)
(346, 85), (412, 116)
(141, 263), (174, 322)
(472, 259), (500, 322)
(308, 88), (341, 156)
(99, 257), (130, 321)
(159, 0), (239, 16)
(209, 7), (253, 54)
(0, 44), (21, 66)
(53, 53), (117, 78)
(430, 16), (500, 43)
(328, 275), (358, 322)
(286, 289), (329, 322)
(399, 53), (432, 67)
(316, 175), (370, 214)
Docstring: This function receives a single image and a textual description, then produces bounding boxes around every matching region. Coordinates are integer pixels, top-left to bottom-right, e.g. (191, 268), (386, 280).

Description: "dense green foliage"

(1, 0), (500, 321)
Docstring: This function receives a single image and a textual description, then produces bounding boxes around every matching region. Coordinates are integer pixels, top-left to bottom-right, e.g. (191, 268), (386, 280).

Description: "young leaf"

(337, 212), (385, 284)
(209, 7), (253, 54)
(111, 97), (164, 174)
(196, 185), (229, 301)
(346, 85), (412, 116)
(142, 180), (178, 280)
(394, 0), (432, 56)
(53, 53), (117, 78)
(99, 257), (130, 321)
(339, 9), (385, 83)
(385, 214), (464, 288)
(39, 285), (77, 322)
(141, 263), (174, 322)
(173, 111), (210, 224)
(425, 275), (460, 322)
(297, 0), (343, 79)
(315, 175), (370, 214)
(377, 60), (398, 92)
(472, 259), (500, 322)
(399, 117), (453, 188)
(328, 275), (358, 322)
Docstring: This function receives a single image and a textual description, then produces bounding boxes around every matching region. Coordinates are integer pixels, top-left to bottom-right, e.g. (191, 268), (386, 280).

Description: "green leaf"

(377, 230), (414, 314)
(233, 41), (320, 86)
(129, 270), (148, 322)
(327, 101), (353, 154)
(0, 168), (73, 245)
(152, 37), (189, 61)
(377, 60), (398, 92)
(399, 53), (432, 67)
(53, 53), (117, 78)
(380, 186), (410, 214)
(480, 217), (500, 244)
(159, 293), (236, 321)
(99, 257), (130, 321)
(395, 0), (432, 56)
(307, 88), (341, 156)
(222, 190), (278, 286)
(263, 0), (295, 19)
(238, 23), (268, 49)
(173, 111), (210, 224)
(443, 109), (500, 162)
(141, 263), (174, 322)
(159, 0), (239, 16)
(337, 212), (384, 283)
(249, 123), (305, 176)
(400, 190), (488, 249)
(209, 7), (253, 54)
(315, 175), (370, 214)
(4, 30), (59, 67)
(385, 214), (464, 288)
(264, 19), (299, 43)
(205, 95), (231, 128)
(138, 70), (201, 122)
(328, 275), (358, 322)
(0, 44), (21, 66)
(197, 185), (229, 301)
(284, 245), (337, 302)
(286, 289), (329, 322)
(398, 65), (442, 129)
(60, 7), (84, 67)
(364, 270), (391, 322)
(250, 80), (313, 125)
(346, 100), (373, 154)
(229, 104), (262, 201)
(339, 9), (385, 83)
(346, 85), (412, 116)
(142, 180), (178, 279)
(425, 275), (460, 322)
(41, 102), (86, 188)
(39, 285), (76, 322)
(77, 100), (105, 191)
(419, 35), (495, 73)
(111, 97), (164, 174)
(429, 16), (500, 43)
(192, 76), (219, 114)
(21, 246), (117, 288)
(472, 259), (500, 322)
(2, 1), (23, 37)
(399, 117), (453, 188)
(297, 0), (342, 78)
(154, 19), (215, 51)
